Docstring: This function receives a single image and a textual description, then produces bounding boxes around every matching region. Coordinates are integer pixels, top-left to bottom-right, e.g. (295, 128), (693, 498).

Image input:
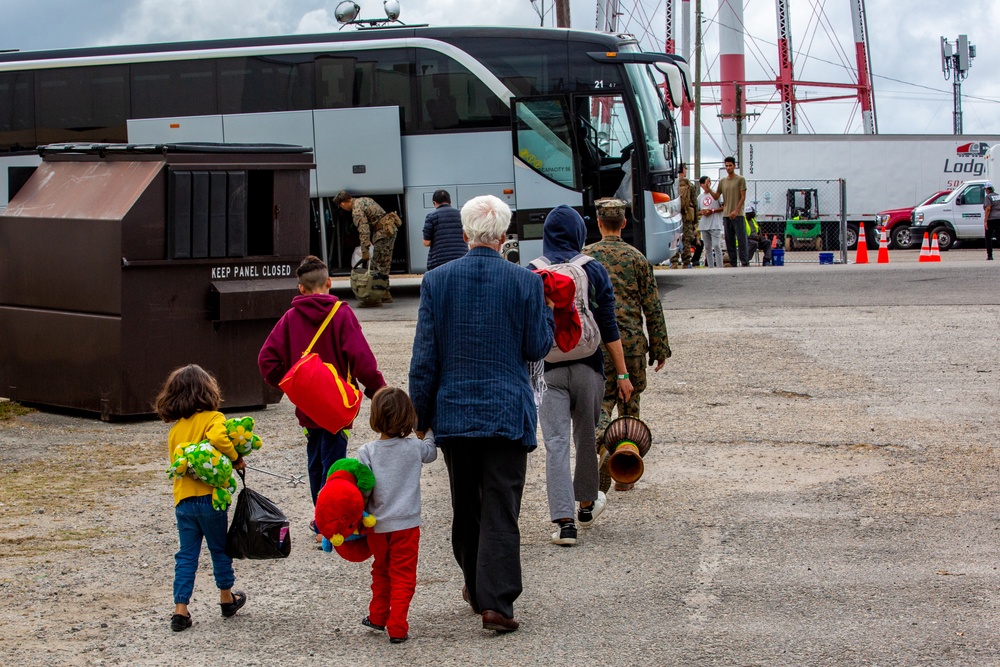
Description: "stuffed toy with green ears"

(167, 441), (238, 511)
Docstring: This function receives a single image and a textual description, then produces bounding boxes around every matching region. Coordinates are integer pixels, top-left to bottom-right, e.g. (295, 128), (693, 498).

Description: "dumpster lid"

(5, 159), (163, 220)
(38, 142), (313, 157)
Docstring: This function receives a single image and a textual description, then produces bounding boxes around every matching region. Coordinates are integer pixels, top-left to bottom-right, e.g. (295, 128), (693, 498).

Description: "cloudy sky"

(2, 0), (999, 161)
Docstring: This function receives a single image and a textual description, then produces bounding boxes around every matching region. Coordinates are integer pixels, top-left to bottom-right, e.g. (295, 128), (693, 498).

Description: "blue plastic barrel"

(772, 248), (785, 266)
(819, 251), (834, 264)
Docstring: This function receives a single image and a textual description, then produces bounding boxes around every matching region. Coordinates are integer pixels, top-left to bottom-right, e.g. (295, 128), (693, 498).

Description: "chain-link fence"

(743, 179), (847, 264)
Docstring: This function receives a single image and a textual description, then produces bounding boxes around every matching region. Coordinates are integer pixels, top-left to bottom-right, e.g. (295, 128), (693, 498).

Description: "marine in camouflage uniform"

(583, 198), (671, 492)
(672, 164), (700, 268)
(336, 193), (402, 305)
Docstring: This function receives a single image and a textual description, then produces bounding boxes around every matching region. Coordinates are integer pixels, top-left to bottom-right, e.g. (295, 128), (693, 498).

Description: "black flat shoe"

(220, 591), (247, 618)
(361, 616), (386, 632)
(170, 613), (192, 632)
(389, 635), (408, 644)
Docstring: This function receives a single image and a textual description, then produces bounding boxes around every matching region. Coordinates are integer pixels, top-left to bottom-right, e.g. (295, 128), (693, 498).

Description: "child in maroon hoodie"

(258, 256), (387, 518)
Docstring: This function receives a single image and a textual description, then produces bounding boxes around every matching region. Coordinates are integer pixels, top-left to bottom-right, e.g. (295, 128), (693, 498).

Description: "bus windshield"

(624, 61), (673, 174)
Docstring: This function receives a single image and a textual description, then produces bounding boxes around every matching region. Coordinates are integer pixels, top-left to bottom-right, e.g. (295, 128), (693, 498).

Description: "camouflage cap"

(595, 198), (627, 217)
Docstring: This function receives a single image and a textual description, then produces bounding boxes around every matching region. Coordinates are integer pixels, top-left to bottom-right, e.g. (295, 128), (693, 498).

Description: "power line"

(701, 15), (1000, 107)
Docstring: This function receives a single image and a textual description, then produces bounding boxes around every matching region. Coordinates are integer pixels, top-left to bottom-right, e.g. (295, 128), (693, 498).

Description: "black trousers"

(987, 219), (1000, 259)
(441, 438), (527, 618)
(724, 215), (749, 266)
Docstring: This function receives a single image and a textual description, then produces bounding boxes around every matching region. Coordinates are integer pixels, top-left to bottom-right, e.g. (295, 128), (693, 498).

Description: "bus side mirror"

(657, 119), (671, 145)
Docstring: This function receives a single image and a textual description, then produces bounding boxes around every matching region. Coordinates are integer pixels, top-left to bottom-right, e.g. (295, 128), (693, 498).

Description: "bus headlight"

(651, 192), (678, 219)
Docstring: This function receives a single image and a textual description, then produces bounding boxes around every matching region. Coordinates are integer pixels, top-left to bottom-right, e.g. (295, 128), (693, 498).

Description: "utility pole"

(555, 0), (571, 27)
(717, 84), (759, 169)
(694, 0), (702, 179)
(941, 35), (975, 135)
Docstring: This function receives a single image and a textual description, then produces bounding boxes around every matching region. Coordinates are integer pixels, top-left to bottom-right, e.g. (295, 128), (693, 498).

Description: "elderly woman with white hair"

(409, 194), (554, 635)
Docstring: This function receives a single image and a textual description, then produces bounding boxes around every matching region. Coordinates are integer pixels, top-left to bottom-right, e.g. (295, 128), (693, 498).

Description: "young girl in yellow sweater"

(155, 364), (247, 632)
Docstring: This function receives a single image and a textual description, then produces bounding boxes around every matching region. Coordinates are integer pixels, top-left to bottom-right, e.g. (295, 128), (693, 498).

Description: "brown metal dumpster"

(0, 143), (315, 419)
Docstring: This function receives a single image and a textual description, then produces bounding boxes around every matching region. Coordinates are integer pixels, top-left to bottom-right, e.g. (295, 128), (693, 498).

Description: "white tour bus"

(0, 25), (692, 272)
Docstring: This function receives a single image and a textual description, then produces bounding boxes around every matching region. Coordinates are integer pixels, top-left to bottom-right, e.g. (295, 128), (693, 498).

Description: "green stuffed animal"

(168, 441), (238, 511)
(224, 417), (263, 457)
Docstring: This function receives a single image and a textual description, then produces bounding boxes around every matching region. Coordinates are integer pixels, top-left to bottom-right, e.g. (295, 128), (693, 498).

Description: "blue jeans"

(173, 495), (234, 605)
(306, 428), (348, 506)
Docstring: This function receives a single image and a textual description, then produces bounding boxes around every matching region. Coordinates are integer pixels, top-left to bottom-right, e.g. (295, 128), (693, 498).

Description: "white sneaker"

(578, 491), (607, 528)
(551, 522), (577, 546)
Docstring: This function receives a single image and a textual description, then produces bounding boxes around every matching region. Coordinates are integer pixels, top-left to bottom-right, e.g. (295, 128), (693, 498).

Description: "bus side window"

(365, 49), (414, 131)
(0, 71), (35, 152)
(217, 56), (313, 115)
(415, 49), (508, 132)
(35, 66), (129, 145)
(132, 60), (217, 119)
(315, 56), (357, 109)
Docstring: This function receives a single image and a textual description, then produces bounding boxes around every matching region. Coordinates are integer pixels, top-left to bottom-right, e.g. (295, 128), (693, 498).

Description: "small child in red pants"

(356, 387), (437, 643)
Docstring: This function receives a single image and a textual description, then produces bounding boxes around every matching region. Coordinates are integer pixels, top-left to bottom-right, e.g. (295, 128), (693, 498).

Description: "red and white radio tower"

(598, 0), (879, 162)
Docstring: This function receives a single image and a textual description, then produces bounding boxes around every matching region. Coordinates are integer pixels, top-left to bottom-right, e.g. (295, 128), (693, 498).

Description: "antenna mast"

(941, 34), (975, 135)
(775, 0), (797, 134)
(850, 0), (877, 134)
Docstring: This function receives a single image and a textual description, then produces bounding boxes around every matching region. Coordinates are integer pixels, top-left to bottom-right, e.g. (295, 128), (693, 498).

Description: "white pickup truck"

(909, 179), (989, 250)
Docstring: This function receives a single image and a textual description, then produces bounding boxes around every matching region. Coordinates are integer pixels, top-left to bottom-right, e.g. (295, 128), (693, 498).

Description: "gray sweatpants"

(538, 364), (603, 522)
(701, 229), (722, 268)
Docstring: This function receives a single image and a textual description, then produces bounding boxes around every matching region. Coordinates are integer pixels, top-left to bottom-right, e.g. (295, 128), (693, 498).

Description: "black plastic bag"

(225, 470), (291, 560)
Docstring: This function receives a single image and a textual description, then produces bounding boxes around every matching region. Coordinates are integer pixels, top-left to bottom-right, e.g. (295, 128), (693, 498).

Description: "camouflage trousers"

(596, 354), (648, 493)
(371, 229), (396, 277)
(680, 220), (700, 265)
(362, 230), (396, 305)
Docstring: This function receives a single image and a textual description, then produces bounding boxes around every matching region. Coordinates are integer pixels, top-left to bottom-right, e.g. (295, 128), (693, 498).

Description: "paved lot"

(0, 250), (997, 666)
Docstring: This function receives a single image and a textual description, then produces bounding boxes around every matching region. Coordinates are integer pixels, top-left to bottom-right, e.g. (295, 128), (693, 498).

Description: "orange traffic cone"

(876, 228), (890, 264)
(771, 234), (778, 249)
(929, 233), (942, 262)
(918, 232), (932, 262)
(855, 225), (869, 264)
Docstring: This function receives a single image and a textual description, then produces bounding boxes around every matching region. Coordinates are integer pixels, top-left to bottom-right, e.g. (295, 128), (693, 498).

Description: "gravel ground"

(1, 258), (998, 667)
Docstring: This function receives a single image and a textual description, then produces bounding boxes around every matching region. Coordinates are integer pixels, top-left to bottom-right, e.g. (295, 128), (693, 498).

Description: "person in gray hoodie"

(531, 205), (633, 547)
(356, 387), (437, 644)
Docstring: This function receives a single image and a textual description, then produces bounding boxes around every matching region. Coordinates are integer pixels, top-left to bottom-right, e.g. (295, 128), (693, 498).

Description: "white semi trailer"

(741, 134), (1000, 248)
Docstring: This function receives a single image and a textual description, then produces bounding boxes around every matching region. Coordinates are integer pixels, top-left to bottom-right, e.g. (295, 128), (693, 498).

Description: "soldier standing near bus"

(583, 198), (671, 492)
(334, 191), (402, 306)
(671, 163), (699, 269)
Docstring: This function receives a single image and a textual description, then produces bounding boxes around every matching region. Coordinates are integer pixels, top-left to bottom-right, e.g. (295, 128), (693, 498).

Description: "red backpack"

(279, 301), (362, 432)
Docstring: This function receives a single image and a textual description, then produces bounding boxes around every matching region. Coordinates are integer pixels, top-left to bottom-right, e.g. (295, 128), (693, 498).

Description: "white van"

(909, 179), (988, 250)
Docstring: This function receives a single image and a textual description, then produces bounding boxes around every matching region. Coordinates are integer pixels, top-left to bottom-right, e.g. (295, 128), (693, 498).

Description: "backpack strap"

(568, 254), (593, 267)
(528, 256), (551, 270)
(303, 301), (343, 357)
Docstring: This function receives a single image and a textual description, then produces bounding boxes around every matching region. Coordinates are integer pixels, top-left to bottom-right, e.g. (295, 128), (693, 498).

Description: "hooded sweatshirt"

(258, 293), (386, 430)
(538, 204), (620, 376)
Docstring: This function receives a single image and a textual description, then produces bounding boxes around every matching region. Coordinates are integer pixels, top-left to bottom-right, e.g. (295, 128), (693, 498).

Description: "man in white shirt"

(698, 176), (724, 268)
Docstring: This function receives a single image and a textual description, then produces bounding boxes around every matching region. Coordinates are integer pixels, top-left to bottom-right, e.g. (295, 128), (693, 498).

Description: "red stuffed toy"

(314, 458), (377, 562)
(533, 269), (582, 353)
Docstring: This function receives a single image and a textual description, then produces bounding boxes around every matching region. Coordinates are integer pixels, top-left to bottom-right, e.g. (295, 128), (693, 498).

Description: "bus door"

(573, 93), (642, 246)
(511, 96), (584, 257)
